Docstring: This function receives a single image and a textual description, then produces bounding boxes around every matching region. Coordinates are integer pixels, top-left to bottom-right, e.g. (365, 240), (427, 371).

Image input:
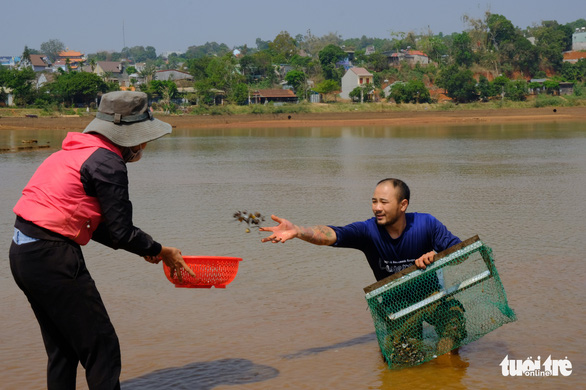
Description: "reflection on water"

(1, 122), (585, 389)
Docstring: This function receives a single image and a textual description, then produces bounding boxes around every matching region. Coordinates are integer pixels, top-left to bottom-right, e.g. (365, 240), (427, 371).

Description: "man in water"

(259, 178), (466, 358)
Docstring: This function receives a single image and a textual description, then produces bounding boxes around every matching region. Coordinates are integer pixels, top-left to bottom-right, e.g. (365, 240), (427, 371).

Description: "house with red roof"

(54, 49), (85, 71)
(57, 49), (84, 62)
(384, 49), (430, 66)
(563, 50), (586, 64)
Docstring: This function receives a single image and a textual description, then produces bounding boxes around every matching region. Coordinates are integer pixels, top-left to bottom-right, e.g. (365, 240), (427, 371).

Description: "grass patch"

(533, 95), (567, 108)
(3, 95), (586, 118)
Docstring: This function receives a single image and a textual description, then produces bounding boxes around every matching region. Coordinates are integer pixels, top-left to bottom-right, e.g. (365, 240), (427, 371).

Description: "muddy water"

(1, 122), (585, 389)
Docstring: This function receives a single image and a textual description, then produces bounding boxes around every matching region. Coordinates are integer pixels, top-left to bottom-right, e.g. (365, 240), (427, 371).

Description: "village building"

(154, 69), (193, 81)
(1, 87), (14, 106)
(572, 27), (586, 51)
(94, 61), (125, 83)
(563, 27), (586, 64)
(563, 51), (586, 64)
(28, 54), (52, 72)
(340, 67), (373, 100)
(250, 89), (298, 104)
(53, 49), (85, 71)
(0, 56), (19, 68)
(383, 49), (430, 66)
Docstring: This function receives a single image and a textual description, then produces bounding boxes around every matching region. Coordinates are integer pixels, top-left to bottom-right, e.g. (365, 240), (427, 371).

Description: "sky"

(2, 0), (585, 56)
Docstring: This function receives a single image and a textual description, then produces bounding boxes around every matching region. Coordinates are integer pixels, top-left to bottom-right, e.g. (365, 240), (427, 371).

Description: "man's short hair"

(376, 178), (410, 203)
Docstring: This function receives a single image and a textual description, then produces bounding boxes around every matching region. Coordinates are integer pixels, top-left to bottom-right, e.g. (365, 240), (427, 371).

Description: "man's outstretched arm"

(259, 215), (337, 246)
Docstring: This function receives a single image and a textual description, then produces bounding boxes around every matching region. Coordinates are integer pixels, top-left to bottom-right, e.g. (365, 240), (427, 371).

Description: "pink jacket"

(14, 133), (123, 245)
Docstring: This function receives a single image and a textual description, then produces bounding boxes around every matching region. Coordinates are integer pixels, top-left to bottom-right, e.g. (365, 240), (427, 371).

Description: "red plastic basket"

(163, 256), (242, 288)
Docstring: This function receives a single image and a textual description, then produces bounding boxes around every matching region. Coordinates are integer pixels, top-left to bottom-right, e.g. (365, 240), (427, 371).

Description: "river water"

(1, 121), (584, 389)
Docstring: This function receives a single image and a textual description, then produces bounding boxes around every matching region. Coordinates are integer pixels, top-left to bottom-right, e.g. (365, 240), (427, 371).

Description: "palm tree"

(139, 64), (156, 83)
(101, 71), (113, 83)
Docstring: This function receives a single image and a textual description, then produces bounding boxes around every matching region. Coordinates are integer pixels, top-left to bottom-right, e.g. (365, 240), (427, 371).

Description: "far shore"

(1, 106), (586, 131)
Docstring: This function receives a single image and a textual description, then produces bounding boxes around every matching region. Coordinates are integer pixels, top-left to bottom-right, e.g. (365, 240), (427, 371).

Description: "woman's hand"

(155, 246), (196, 282)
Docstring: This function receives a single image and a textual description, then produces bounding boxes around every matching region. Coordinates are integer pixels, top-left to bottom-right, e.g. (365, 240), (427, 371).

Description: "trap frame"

(364, 235), (516, 369)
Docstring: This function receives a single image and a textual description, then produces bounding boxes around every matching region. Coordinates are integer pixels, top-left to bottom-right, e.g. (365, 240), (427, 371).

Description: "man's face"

(372, 182), (407, 226)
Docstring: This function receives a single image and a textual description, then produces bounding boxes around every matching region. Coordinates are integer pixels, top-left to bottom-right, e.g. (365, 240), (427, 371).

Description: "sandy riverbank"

(1, 106), (585, 131)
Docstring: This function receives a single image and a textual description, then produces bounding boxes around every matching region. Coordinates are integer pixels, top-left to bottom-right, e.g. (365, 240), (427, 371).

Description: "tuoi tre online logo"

(500, 355), (572, 377)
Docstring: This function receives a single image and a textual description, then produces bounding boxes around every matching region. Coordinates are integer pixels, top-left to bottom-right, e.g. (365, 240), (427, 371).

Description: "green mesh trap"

(364, 236), (516, 369)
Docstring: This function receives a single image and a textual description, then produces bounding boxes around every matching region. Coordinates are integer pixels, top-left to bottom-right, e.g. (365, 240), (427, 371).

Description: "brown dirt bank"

(1, 106), (585, 131)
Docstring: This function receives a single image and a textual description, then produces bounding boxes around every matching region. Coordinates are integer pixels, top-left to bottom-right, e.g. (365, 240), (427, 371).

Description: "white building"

(572, 27), (586, 51)
(340, 67), (373, 100)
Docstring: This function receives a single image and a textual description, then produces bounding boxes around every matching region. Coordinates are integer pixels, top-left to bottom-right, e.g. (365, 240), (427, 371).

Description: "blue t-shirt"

(329, 212), (461, 281)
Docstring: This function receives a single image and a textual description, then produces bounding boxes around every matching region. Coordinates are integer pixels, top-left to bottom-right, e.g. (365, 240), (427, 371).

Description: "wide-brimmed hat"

(83, 91), (171, 147)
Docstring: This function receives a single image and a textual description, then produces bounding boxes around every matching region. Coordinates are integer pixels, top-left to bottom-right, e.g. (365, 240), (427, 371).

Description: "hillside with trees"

(2, 12), (585, 113)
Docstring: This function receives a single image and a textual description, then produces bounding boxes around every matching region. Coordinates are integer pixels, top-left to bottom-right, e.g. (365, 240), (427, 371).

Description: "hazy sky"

(2, 0), (584, 56)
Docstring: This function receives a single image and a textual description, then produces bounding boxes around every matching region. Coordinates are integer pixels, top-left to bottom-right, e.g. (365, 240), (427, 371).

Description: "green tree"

(451, 32), (475, 67)
(139, 62), (157, 83)
(492, 75), (509, 98)
(542, 80), (560, 95)
(187, 57), (212, 80)
(487, 14), (516, 51)
(486, 13), (539, 76)
(185, 42), (230, 59)
(530, 21), (572, 72)
(505, 80), (528, 101)
(405, 79), (431, 103)
(191, 54), (242, 105)
(238, 52), (275, 84)
(141, 80), (178, 100)
(206, 54), (241, 94)
(49, 71), (108, 106)
(417, 34), (448, 64)
(269, 31), (297, 62)
(284, 69), (306, 95)
(2, 68), (37, 106)
(349, 83), (374, 102)
(122, 45), (158, 62)
(299, 30), (343, 57)
(313, 79), (339, 101)
(40, 39), (65, 62)
(318, 44), (346, 81)
(21, 46), (32, 66)
(229, 82), (249, 105)
(436, 64), (478, 103)
(389, 80), (430, 103)
(255, 38), (270, 51)
(289, 54), (312, 69)
(498, 35), (539, 76)
(568, 59), (586, 82)
(365, 52), (389, 72)
(193, 79), (216, 105)
(477, 75), (496, 101)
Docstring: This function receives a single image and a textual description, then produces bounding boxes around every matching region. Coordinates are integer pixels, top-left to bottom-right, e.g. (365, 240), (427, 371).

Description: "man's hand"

(259, 215), (298, 243)
(155, 246), (197, 282)
(259, 215), (337, 246)
(415, 251), (436, 269)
